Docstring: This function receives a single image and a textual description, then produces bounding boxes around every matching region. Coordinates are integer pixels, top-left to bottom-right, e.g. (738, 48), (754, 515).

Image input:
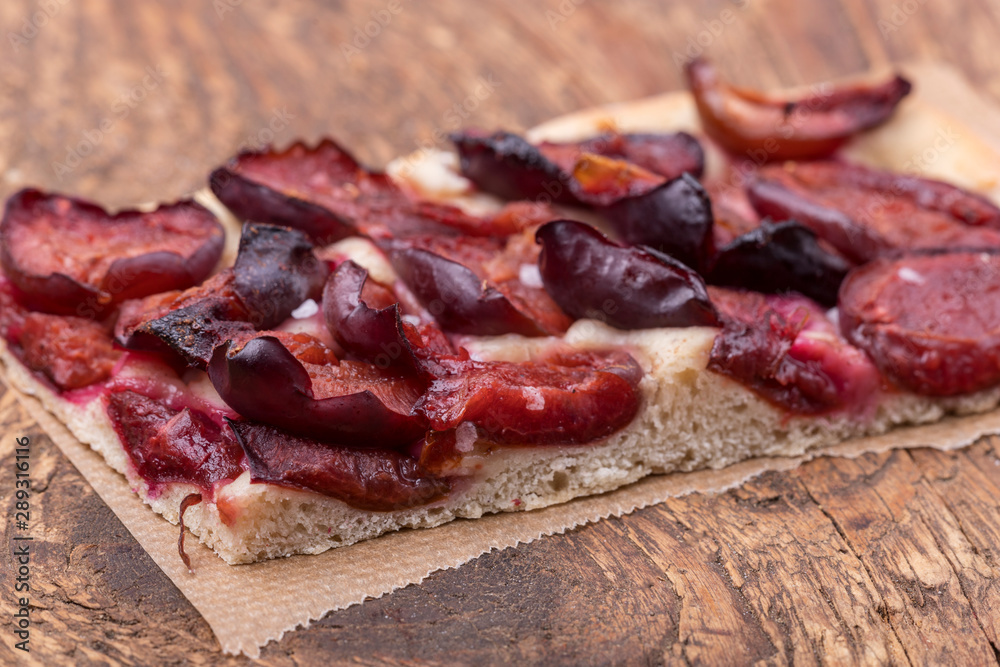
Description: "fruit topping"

(686, 58), (911, 161)
(707, 287), (880, 414)
(748, 161), (1000, 263)
(0, 189), (224, 317)
(536, 220), (719, 329)
(228, 420), (449, 511)
(838, 250), (1000, 396)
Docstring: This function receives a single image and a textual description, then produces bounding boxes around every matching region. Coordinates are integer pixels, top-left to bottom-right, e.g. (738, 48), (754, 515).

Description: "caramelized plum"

(452, 131), (713, 270)
(474, 229), (574, 335)
(417, 350), (643, 445)
(116, 271), (254, 367)
(387, 231), (571, 336)
(210, 139), (503, 242)
(232, 223), (329, 328)
(452, 130), (704, 206)
(568, 154), (664, 206)
(838, 250), (1000, 396)
(119, 223), (327, 367)
(209, 139), (373, 243)
(0, 189), (224, 317)
(536, 220), (719, 329)
(208, 333), (427, 447)
(451, 131), (579, 204)
(17, 312), (121, 391)
(106, 390), (245, 492)
(602, 173), (715, 271)
(322, 260), (434, 372)
(389, 246), (546, 336)
(537, 131), (704, 180)
(748, 161), (1000, 262)
(707, 287), (880, 414)
(686, 59), (911, 161)
(708, 220), (851, 307)
(228, 420), (449, 511)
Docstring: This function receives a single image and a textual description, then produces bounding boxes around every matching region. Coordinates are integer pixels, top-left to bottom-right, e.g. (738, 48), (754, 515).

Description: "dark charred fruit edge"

(118, 222), (327, 369)
(232, 223), (329, 329)
(450, 131), (580, 205)
(708, 220), (851, 307)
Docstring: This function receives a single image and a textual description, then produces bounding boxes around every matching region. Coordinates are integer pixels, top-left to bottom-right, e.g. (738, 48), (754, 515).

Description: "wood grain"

(3, 0), (1000, 664)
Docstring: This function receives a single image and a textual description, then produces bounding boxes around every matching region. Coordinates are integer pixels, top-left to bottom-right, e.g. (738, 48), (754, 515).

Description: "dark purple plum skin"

(451, 131), (579, 205)
(708, 220), (852, 307)
(228, 419), (448, 511)
(0, 189), (224, 317)
(323, 260), (421, 371)
(535, 220), (720, 330)
(208, 335), (427, 447)
(601, 173), (714, 272)
(452, 130), (707, 209)
(745, 161), (1000, 265)
(120, 222), (327, 368)
(746, 176), (888, 263)
(388, 246), (546, 336)
(209, 147), (357, 244)
(232, 223), (329, 329)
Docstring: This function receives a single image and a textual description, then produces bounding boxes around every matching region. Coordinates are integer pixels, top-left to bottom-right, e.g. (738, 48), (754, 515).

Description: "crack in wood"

(799, 475), (916, 667)
(908, 446), (1000, 660)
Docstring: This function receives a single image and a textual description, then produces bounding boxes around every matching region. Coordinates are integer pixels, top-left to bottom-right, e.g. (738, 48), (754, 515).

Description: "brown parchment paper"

(11, 62), (1000, 658)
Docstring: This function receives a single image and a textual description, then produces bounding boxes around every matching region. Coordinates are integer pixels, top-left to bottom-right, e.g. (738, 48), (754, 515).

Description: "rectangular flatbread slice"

(4, 71), (1000, 564)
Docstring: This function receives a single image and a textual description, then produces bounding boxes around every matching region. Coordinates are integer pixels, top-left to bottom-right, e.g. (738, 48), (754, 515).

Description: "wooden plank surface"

(2, 0), (1000, 664)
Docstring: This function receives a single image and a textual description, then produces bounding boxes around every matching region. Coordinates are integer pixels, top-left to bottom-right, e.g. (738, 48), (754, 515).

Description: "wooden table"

(3, 1), (1000, 664)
